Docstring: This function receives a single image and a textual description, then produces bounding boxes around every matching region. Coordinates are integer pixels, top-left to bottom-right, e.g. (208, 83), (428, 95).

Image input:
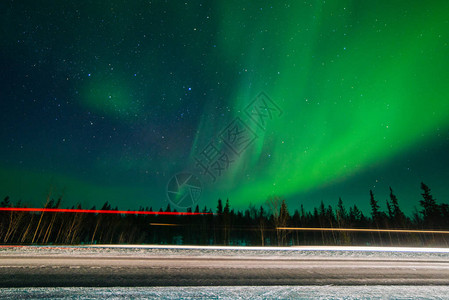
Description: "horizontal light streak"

(149, 223), (181, 226)
(2, 244), (449, 253)
(277, 227), (449, 234)
(0, 207), (212, 216)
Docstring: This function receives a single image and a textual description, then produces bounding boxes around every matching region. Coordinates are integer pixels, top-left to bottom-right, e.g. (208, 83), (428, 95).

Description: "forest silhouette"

(1, 182), (449, 247)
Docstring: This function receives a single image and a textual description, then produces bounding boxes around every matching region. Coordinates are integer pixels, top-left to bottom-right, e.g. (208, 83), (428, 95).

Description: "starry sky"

(1, 0), (449, 214)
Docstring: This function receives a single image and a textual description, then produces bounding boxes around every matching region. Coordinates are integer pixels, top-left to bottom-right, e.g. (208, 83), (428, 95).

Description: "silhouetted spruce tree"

(215, 199), (223, 244)
(386, 199), (393, 220)
(336, 197), (350, 245)
(258, 205), (266, 246)
(1, 196), (11, 207)
(279, 199), (290, 245)
(439, 204), (449, 228)
(217, 199), (223, 214)
(369, 190), (384, 245)
(336, 198), (347, 223)
(291, 209), (302, 245)
(369, 190), (380, 225)
(389, 187), (406, 228)
(419, 182), (440, 228)
(317, 200), (327, 244)
(223, 199), (231, 245)
(326, 205), (338, 244)
(349, 205), (361, 226)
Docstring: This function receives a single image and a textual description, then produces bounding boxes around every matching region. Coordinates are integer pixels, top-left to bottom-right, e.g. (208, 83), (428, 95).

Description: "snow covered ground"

(2, 244), (449, 261)
(2, 286), (449, 299)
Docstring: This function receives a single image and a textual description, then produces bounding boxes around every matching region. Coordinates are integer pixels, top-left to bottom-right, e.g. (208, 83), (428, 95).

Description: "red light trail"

(0, 207), (213, 216)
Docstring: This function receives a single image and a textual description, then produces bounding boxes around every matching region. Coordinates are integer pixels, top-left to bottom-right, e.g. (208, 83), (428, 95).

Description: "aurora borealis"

(1, 0), (449, 213)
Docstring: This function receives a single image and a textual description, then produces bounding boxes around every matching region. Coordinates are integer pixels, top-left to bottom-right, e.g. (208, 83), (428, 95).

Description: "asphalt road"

(1, 254), (449, 286)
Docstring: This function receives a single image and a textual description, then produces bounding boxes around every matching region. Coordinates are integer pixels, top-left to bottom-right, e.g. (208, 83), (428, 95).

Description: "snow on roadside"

(1, 245), (449, 261)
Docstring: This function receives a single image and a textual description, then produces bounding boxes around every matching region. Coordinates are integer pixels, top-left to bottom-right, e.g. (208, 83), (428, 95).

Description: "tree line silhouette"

(1, 182), (449, 246)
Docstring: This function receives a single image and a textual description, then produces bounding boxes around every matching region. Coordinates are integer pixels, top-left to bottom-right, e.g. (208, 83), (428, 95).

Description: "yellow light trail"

(149, 223), (181, 226)
(276, 227), (449, 234)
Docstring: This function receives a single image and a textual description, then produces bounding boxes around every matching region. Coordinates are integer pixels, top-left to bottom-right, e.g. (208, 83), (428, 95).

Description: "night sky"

(1, 0), (449, 214)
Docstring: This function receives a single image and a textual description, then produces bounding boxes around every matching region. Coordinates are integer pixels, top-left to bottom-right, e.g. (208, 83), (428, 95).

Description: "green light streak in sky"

(201, 1), (449, 206)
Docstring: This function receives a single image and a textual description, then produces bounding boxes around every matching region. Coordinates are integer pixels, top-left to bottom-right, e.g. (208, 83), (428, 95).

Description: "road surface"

(1, 246), (449, 286)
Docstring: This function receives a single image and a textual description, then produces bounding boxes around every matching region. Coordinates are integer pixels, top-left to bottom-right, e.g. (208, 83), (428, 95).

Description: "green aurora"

(1, 0), (449, 213)
(189, 1), (449, 210)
